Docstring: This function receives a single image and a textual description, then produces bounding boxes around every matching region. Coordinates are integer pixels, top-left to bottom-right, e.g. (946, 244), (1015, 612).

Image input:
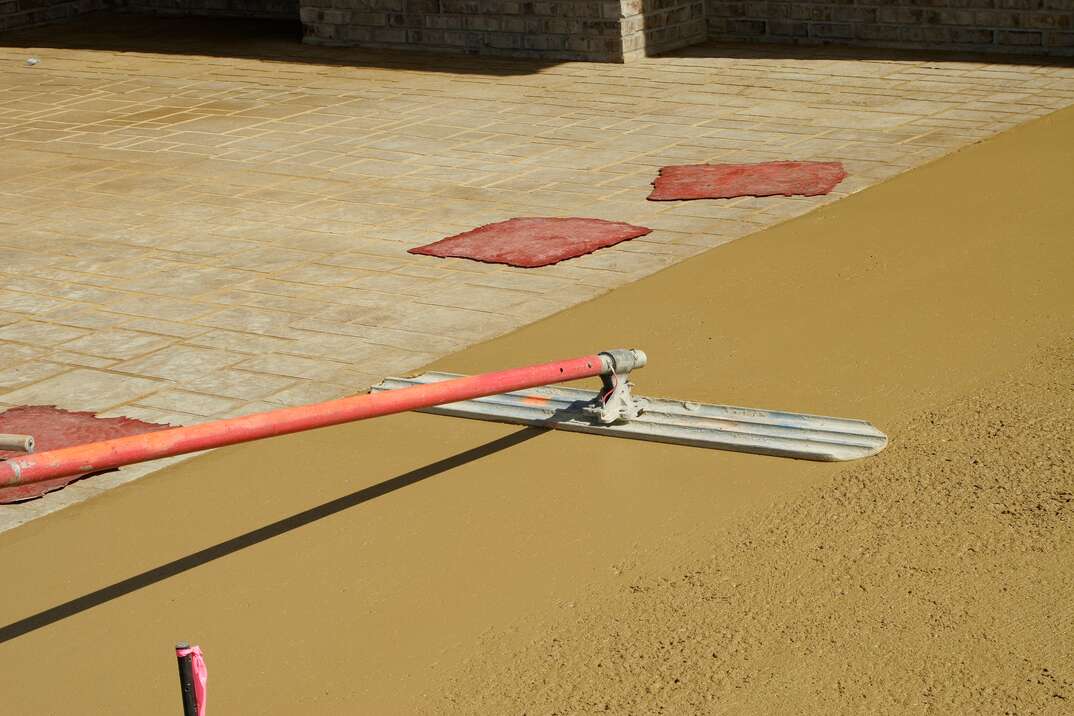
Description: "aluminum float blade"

(371, 372), (887, 462)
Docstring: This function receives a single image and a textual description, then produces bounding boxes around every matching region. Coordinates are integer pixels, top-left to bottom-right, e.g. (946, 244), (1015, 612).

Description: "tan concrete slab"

(0, 97), (1071, 714)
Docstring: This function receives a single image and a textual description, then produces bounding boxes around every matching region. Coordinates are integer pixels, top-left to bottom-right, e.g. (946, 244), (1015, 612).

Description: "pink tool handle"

(0, 352), (619, 488)
(175, 645), (207, 716)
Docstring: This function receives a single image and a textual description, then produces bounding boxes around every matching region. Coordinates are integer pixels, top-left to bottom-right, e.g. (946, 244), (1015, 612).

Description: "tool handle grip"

(175, 642), (199, 716)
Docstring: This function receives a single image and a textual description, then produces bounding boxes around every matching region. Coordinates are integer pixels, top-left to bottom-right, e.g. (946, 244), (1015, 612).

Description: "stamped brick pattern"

(1, 15), (1074, 529)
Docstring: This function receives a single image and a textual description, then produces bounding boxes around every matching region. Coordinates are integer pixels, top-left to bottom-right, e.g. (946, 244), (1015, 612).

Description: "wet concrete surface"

(1, 103), (1073, 712)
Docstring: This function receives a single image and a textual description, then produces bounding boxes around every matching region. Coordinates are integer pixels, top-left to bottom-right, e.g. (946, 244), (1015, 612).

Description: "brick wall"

(300, 0), (707, 60)
(1, 0), (106, 32)
(621, 0), (706, 59)
(300, 0), (627, 60)
(122, 0), (298, 19)
(707, 1), (1074, 56)
(1, 0), (295, 31)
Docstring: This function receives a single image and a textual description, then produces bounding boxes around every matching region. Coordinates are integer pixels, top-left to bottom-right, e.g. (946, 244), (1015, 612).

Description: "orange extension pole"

(0, 352), (630, 489)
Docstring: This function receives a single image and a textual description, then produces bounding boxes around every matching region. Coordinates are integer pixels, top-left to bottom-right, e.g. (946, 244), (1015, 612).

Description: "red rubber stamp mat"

(0, 405), (169, 502)
(409, 217), (652, 268)
(648, 161), (847, 201)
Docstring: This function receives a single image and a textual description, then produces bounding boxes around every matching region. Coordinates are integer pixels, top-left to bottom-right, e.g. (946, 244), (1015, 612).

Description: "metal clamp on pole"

(587, 349), (648, 424)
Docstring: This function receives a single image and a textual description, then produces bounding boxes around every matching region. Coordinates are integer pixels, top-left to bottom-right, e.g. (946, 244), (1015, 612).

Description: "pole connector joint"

(589, 349), (648, 425)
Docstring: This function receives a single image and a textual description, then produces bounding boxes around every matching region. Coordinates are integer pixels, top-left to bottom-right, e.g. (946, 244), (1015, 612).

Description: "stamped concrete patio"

(2, 15), (1073, 529)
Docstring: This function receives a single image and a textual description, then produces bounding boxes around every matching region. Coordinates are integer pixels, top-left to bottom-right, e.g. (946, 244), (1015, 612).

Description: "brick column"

(621, 0), (706, 60)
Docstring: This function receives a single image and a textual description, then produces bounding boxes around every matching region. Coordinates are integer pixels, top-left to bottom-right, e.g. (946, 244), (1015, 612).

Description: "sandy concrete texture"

(0, 101), (1073, 713)
(443, 332), (1074, 714)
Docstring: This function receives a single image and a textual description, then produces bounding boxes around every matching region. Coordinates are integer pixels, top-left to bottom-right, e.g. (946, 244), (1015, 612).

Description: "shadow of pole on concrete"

(0, 426), (545, 645)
